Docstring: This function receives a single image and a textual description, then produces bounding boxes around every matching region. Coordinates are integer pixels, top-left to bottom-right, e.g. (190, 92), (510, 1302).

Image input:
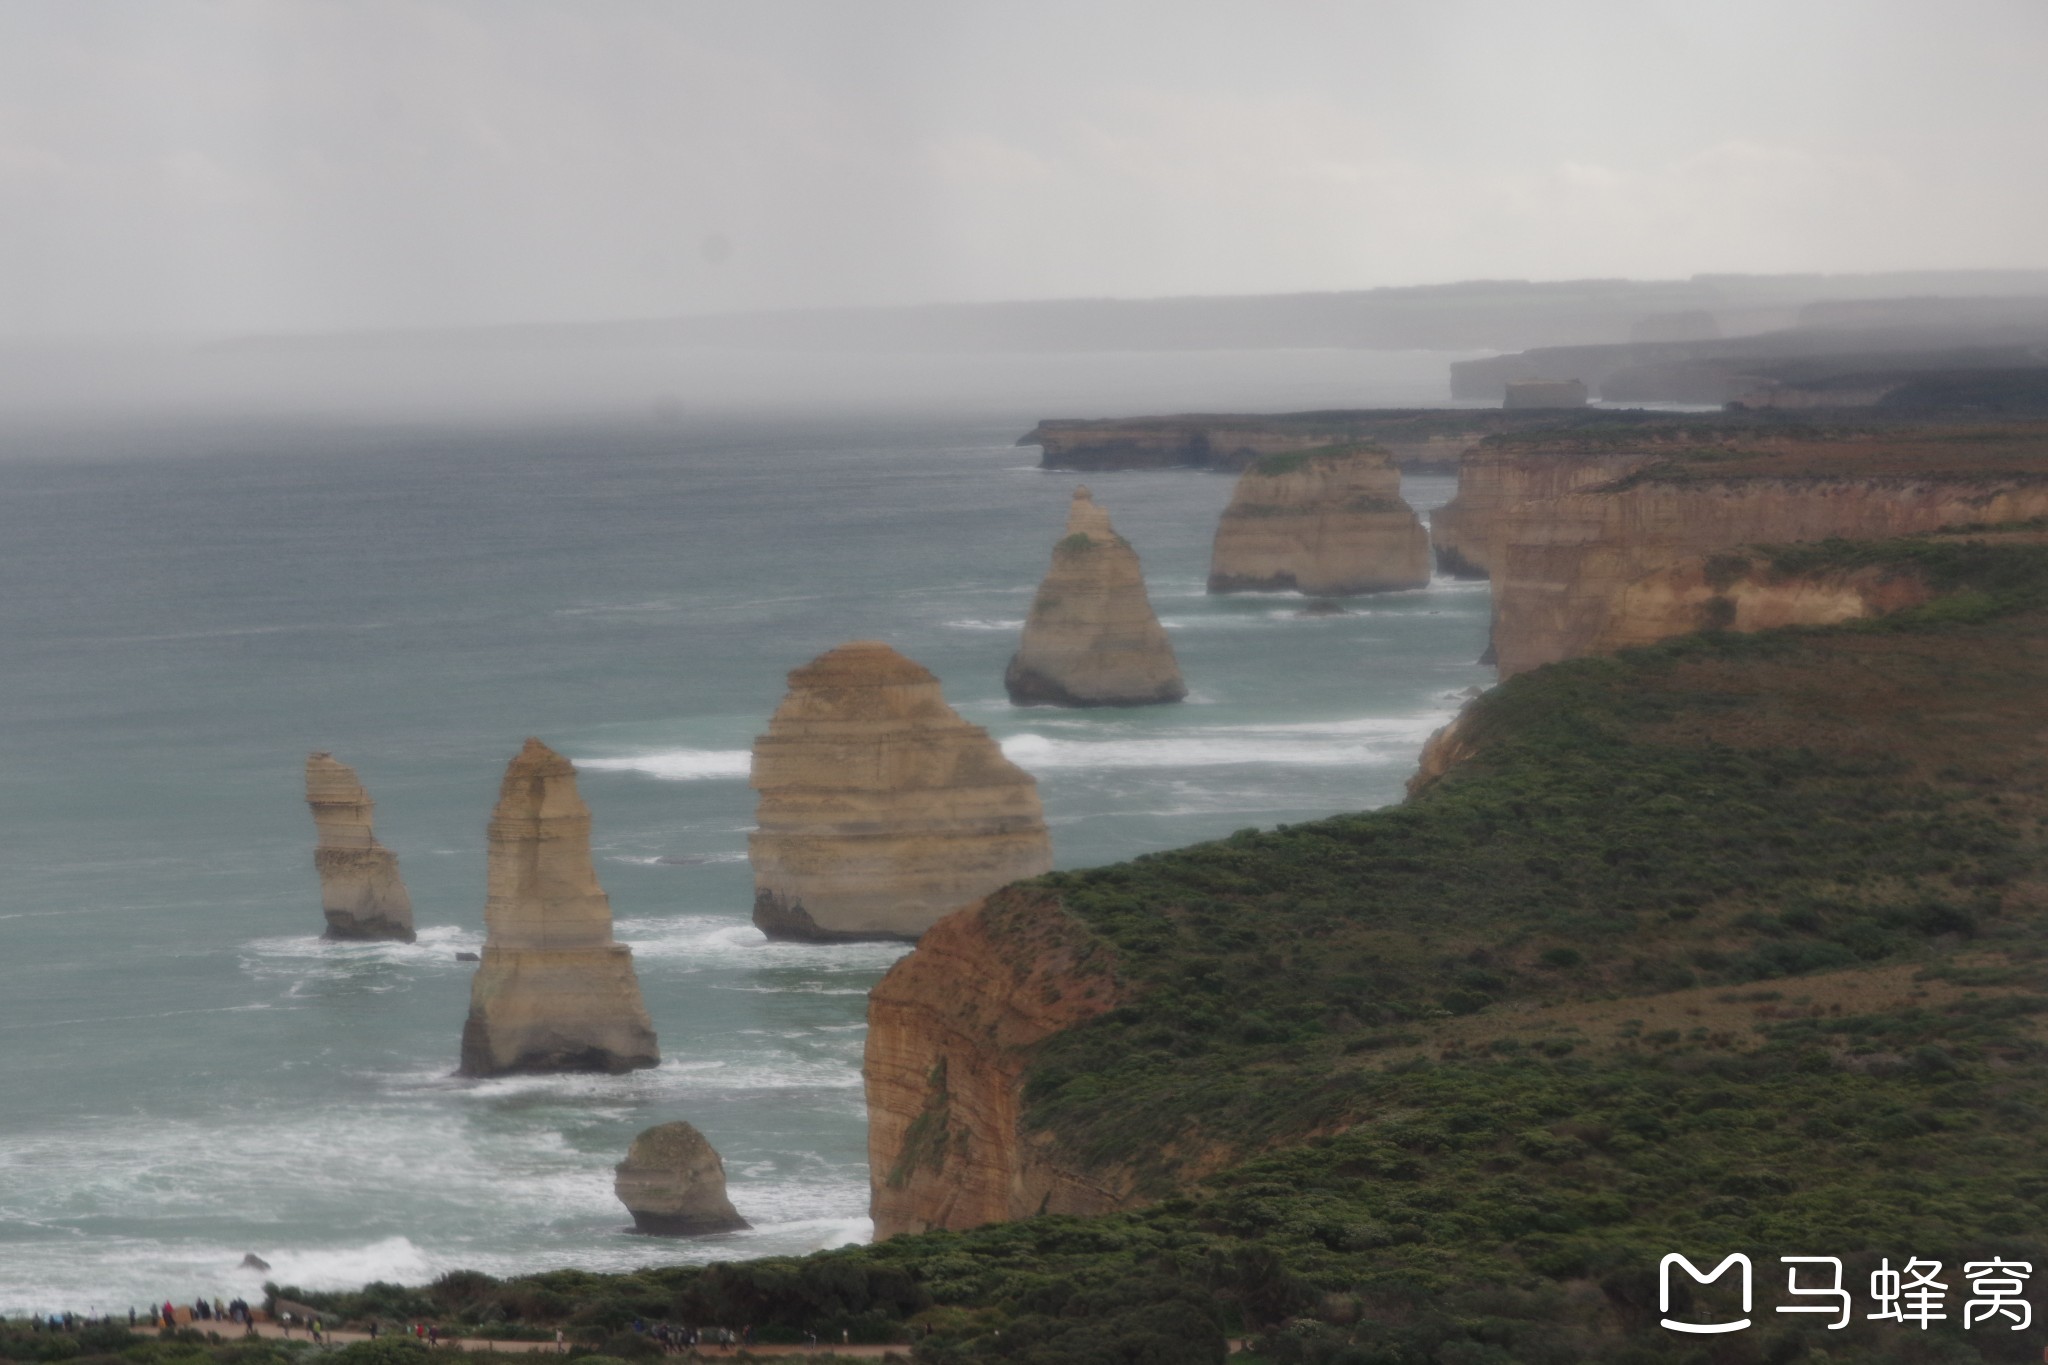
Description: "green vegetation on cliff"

(58, 534), (2043, 1365)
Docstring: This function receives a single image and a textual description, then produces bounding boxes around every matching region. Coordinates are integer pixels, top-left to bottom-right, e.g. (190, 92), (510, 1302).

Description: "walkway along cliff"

(304, 752), (415, 942)
(1005, 487), (1186, 707)
(1207, 444), (1430, 596)
(750, 642), (1053, 942)
(458, 738), (659, 1076)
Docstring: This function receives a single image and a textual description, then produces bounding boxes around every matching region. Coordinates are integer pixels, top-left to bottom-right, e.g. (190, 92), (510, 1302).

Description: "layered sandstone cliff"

(1488, 430), (2048, 675)
(305, 752), (415, 942)
(751, 642), (1054, 942)
(1207, 446), (1430, 595)
(1428, 442), (1656, 579)
(866, 888), (1126, 1238)
(458, 739), (659, 1077)
(1006, 488), (1186, 707)
(614, 1122), (749, 1235)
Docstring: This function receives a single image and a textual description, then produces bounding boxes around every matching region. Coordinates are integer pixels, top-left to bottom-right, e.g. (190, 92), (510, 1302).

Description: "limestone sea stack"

(1206, 445), (1431, 595)
(1005, 487), (1186, 706)
(751, 642), (1054, 943)
(457, 739), (659, 1077)
(305, 752), (415, 942)
(614, 1121), (750, 1235)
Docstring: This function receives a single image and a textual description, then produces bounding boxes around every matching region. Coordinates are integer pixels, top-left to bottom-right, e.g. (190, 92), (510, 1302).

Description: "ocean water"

(0, 376), (1491, 1315)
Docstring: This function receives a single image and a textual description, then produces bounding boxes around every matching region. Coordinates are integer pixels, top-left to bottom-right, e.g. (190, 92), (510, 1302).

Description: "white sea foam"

(576, 749), (752, 781)
(614, 914), (910, 974)
(941, 617), (1026, 631)
(1000, 711), (1448, 772)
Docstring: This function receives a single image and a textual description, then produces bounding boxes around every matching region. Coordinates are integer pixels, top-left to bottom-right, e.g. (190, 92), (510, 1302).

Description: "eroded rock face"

(458, 739), (659, 1077)
(1592, 552), (1936, 655)
(1006, 487), (1186, 707)
(305, 753), (415, 942)
(1207, 445), (1430, 595)
(614, 1121), (750, 1235)
(1489, 438), (2048, 675)
(1429, 444), (1654, 580)
(866, 888), (1125, 1238)
(751, 642), (1054, 943)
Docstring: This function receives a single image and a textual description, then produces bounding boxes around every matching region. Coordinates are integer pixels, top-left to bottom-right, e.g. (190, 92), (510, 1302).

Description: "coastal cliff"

(865, 887), (1125, 1238)
(304, 752), (415, 942)
(1488, 427), (2048, 674)
(1207, 445), (1430, 595)
(750, 642), (1053, 942)
(1429, 442), (1653, 579)
(458, 739), (659, 1077)
(1006, 487), (1186, 707)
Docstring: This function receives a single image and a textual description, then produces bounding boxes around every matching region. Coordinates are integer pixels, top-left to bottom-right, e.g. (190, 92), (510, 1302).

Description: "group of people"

(628, 1317), (849, 1352)
(170, 1297), (258, 1327)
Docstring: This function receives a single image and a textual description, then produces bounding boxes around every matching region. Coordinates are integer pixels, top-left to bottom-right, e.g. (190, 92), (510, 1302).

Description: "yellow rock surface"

(1006, 487), (1186, 706)
(1207, 446), (1429, 595)
(458, 739), (659, 1076)
(305, 752), (415, 942)
(750, 642), (1054, 942)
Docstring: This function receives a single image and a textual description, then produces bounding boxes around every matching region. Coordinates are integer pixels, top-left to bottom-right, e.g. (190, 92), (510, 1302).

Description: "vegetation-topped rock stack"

(1206, 444), (1430, 595)
(304, 752), (415, 942)
(750, 642), (1053, 942)
(458, 739), (659, 1077)
(1006, 486), (1186, 707)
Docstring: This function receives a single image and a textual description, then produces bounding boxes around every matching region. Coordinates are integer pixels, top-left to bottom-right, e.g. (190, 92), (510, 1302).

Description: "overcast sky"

(3, 0), (2045, 337)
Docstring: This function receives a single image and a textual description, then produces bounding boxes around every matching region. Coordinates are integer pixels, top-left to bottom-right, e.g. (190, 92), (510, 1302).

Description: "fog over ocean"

(0, 352), (1492, 1314)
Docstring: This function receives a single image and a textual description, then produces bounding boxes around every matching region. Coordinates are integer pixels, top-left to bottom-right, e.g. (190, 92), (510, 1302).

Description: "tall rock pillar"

(751, 642), (1054, 942)
(458, 739), (659, 1076)
(305, 753), (416, 942)
(1005, 487), (1186, 706)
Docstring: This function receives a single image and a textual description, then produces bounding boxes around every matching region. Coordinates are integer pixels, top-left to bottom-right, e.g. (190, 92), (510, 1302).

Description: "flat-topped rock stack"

(614, 1121), (750, 1236)
(1006, 487), (1186, 707)
(751, 642), (1054, 943)
(458, 738), (659, 1077)
(1206, 445), (1431, 595)
(305, 752), (415, 942)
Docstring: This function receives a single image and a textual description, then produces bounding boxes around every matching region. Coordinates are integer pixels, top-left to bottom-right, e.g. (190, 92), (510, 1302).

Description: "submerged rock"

(305, 753), (416, 942)
(750, 642), (1053, 943)
(1006, 487), (1186, 707)
(1207, 445), (1430, 595)
(458, 739), (660, 1077)
(614, 1121), (750, 1236)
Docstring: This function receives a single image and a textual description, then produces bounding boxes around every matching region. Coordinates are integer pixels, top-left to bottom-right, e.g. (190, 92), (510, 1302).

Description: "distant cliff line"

(209, 269), (2048, 357)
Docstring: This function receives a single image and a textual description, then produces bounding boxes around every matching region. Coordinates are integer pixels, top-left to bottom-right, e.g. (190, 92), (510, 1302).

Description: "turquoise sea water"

(0, 380), (1491, 1315)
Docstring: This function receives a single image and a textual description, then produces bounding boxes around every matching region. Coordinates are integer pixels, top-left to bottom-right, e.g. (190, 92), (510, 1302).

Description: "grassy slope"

(18, 536), (2046, 1365)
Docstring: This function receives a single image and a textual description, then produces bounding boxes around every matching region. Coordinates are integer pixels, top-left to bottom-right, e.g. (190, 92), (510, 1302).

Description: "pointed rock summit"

(614, 1121), (750, 1236)
(458, 738), (659, 1077)
(1208, 445), (1431, 595)
(305, 753), (415, 942)
(1005, 487), (1186, 707)
(751, 642), (1053, 942)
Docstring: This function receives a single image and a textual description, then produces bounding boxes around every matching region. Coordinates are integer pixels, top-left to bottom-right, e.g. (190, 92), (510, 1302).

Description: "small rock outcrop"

(751, 643), (1054, 942)
(1006, 487), (1186, 707)
(458, 739), (659, 1077)
(305, 753), (415, 942)
(614, 1121), (750, 1235)
(1206, 445), (1430, 595)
